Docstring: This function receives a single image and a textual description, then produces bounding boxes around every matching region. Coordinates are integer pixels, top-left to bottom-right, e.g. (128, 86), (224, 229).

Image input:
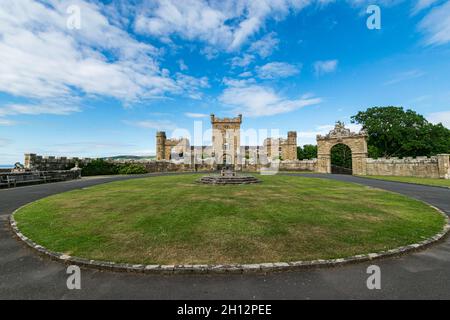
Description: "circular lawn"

(13, 174), (445, 265)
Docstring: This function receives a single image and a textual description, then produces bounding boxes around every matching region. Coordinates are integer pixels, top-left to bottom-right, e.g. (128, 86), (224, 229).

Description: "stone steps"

(199, 175), (261, 185)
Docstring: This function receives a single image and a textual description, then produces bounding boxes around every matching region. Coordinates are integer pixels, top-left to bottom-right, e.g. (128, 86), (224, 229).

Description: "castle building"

(264, 131), (298, 161)
(156, 132), (190, 161)
(156, 114), (298, 165)
(211, 114), (242, 165)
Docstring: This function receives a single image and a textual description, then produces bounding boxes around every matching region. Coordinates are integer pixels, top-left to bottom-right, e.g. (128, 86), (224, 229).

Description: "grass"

(363, 175), (450, 188)
(14, 174), (445, 265)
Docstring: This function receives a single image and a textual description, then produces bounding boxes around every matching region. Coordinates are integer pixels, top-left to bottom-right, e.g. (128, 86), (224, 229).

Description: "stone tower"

(156, 131), (166, 161)
(263, 131), (298, 161)
(285, 131), (298, 160)
(210, 114), (242, 166)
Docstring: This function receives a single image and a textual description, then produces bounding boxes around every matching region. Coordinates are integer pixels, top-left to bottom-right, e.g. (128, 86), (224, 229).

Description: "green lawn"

(363, 175), (450, 188)
(14, 174), (445, 265)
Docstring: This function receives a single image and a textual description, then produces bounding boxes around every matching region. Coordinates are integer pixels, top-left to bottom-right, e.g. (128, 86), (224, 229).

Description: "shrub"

(81, 159), (119, 176)
(117, 163), (147, 175)
(80, 160), (148, 176)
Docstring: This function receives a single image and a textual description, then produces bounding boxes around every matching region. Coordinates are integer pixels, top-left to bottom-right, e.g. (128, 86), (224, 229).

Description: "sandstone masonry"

(23, 121), (450, 179)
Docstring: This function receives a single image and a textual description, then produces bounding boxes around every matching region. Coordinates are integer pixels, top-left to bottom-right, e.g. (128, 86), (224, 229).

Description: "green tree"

(297, 144), (318, 160)
(331, 144), (352, 169)
(81, 159), (119, 176)
(297, 146), (304, 160)
(351, 106), (450, 157)
(303, 144), (318, 159)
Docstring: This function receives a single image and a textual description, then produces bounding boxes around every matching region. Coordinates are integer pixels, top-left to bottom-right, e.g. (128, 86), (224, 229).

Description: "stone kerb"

(9, 202), (450, 275)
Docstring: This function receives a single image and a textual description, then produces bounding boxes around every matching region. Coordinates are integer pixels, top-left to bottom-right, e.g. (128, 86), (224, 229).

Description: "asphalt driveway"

(1, 173), (449, 299)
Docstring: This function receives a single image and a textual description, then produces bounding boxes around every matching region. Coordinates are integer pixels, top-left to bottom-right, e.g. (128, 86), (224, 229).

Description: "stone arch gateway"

(316, 122), (368, 175)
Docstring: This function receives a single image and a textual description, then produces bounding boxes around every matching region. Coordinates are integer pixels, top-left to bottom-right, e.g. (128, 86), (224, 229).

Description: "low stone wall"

(24, 154), (318, 174)
(23, 153), (450, 179)
(366, 154), (450, 179)
(279, 159), (317, 172)
(24, 153), (94, 171)
(0, 170), (81, 188)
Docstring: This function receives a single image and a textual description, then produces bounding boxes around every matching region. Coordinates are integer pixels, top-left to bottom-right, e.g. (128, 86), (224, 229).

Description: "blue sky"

(1, 0), (450, 164)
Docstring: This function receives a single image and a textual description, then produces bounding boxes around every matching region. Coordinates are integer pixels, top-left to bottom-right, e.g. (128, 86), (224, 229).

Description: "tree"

(351, 106), (450, 158)
(303, 144), (318, 159)
(331, 144), (352, 168)
(297, 144), (318, 160)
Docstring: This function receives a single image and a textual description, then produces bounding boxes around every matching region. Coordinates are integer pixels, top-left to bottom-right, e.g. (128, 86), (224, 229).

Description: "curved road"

(1, 173), (449, 299)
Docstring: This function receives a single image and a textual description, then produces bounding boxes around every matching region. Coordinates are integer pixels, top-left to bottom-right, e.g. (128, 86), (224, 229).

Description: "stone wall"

(0, 170), (81, 188)
(24, 153), (94, 171)
(279, 159), (317, 172)
(366, 154), (450, 179)
(112, 159), (215, 173)
(24, 153), (450, 179)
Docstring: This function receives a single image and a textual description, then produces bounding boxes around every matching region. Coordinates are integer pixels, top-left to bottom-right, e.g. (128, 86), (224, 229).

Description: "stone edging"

(9, 204), (450, 275)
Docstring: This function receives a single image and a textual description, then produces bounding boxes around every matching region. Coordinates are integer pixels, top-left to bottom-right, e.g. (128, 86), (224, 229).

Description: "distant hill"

(103, 155), (156, 161)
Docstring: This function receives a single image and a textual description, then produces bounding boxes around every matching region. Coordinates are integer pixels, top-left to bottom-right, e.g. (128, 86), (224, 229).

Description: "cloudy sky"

(1, 0), (450, 164)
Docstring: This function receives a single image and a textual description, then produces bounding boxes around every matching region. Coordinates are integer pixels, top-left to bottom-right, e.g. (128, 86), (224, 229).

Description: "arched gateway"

(316, 122), (368, 175)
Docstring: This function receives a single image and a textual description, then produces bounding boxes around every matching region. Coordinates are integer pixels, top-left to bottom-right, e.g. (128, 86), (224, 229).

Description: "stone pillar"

(190, 146), (195, 169)
(286, 131), (298, 160)
(24, 153), (36, 169)
(437, 154), (450, 179)
(317, 155), (331, 173)
(156, 131), (166, 161)
(352, 153), (368, 175)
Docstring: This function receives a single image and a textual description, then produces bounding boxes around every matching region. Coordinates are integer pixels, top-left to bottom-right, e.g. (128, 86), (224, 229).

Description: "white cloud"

(200, 46), (220, 60)
(184, 112), (209, 118)
(418, 1), (450, 45)
(124, 119), (178, 130)
(0, 0), (208, 114)
(134, 0), (310, 51)
(428, 110), (450, 128)
(249, 32), (279, 58)
(184, 112), (208, 119)
(178, 59), (188, 71)
(0, 103), (80, 117)
(0, 119), (18, 126)
(219, 83), (322, 117)
(174, 73), (209, 99)
(0, 138), (12, 146)
(383, 69), (425, 85)
(230, 54), (255, 68)
(256, 62), (301, 79)
(238, 71), (253, 78)
(222, 77), (256, 87)
(412, 0), (439, 15)
(313, 60), (338, 76)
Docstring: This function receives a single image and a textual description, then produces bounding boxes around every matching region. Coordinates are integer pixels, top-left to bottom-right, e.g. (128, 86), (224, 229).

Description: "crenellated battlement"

(366, 156), (438, 164)
(210, 114), (242, 124)
(365, 154), (449, 179)
(24, 153), (96, 171)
